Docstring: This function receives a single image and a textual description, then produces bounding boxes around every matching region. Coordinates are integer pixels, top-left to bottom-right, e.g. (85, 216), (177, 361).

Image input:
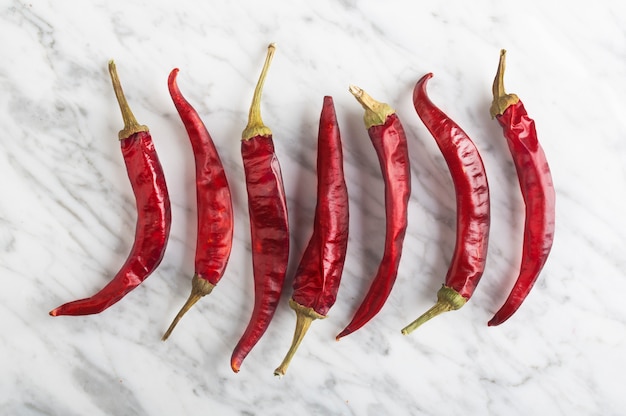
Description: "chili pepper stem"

(348, 85), (395, 129)
(162, 274), (215, 341)
(108, 60), (149, 139)
(274, 299), (325, 377)
(489, 50), (520, 118)
(242, 43), (276, 141)
(401, 286), (467, 335)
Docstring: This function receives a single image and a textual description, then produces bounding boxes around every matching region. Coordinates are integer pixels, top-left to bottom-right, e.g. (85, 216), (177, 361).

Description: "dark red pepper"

(401, 73), (490, 334)
(336, 86), (410, 340)
(488, 50), (555, 326)
(274, 96), (349, 376)
(231, 44), (290, 372)
(49, 61), (171, 316)
(161, 68), (234, 340)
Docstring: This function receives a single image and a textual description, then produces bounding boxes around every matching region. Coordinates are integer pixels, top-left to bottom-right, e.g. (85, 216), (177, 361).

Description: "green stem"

(108, 60), (149, 139)
(162, 274), (215, 341)
(274, 300), (325, 377)
(242, 43), (276, 140)
(489, 49), (520, 118)
(348, 85), (395, 129)
(401, 286), (467, 335)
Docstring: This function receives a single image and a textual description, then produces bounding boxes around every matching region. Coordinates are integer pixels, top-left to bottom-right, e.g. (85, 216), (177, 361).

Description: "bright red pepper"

(274, 96), (349, 376)
(336, 86), (410, 340)
(488, 50), (556, 326)
(161, 68), (234, 340)
(231, 44), (290, 372)
(401, 73), (490, 334)
(49, 61), (171, 316)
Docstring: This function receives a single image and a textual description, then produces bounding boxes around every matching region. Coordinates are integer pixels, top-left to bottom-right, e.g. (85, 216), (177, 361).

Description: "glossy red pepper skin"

(488, 100), (555, 326)
(50, 130), (171, 316)
(291, 96), (349, 316)
(232, 135), (289, 371)
(487, 50), (555, 326)
(401, 73), (490, 334)
(337, 87), (410, 339)
(161, 69), (234, 340)
(274, 96), (348, 376)
(231, 44), (289, 373)
(50, 61), (171, 317)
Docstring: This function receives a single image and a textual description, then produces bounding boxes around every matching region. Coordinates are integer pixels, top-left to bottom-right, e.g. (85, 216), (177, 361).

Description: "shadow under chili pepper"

(164, 112), (197, 290)
(284, 112), (319, 276)
(406, 139), (456, 294)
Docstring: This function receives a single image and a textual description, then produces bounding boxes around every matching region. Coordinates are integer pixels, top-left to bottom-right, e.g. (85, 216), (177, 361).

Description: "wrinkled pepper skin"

(231, 43), (289, 373)
(231, 135), (289, 372)
(337, 107), (410, 339)
(401, 73), (490, 335)
(414, 73), (490, 300)
(274, 96), (349, 377)
(487, 49), (556, 326)
(489, 100), (555, 326)
(168, 69), (233, 286)
(50, 131), (171, 316)
(291, 96), (349, 316)
(161, 68), (233, 341)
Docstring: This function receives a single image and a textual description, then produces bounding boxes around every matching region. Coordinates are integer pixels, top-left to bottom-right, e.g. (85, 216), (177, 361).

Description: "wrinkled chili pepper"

(336, 86), (410, 340)
(231, 43), (290, 372)
(161, 68), (234, 340)
(49, 61), (172, 316)
(487, 50), (555, 326)
(401, 73), (490, 334)
(274, 96), (349, 376)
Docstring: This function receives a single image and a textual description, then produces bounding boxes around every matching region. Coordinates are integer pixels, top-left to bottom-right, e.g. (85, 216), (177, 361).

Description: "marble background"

(1, 0), (625, 414)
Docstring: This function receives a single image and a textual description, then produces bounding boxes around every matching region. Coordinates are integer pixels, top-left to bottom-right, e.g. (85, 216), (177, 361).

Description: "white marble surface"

(1, 0), (625, 414)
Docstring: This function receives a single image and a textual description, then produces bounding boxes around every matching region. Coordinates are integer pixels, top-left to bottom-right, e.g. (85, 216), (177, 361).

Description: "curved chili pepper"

(401, 73), (490, 334)
(231, 43), (289, 372)
(161, 68), (234, 340)
(274, 96), (349, 376)
(49, 61), (171, 316)
(336, 86), (410, 340)
(487, 50), (556, 326)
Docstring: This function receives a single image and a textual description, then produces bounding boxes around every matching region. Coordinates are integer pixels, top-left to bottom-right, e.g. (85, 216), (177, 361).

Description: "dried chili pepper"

(49, 61), (171, 316)
(161, 68), (234, 340)
(336, 86), (410, 340)
(401, 73), (490, 334)
(231, 43), (289, 372)
(487, 50), (555, 326)
(274, 96), (348, 376)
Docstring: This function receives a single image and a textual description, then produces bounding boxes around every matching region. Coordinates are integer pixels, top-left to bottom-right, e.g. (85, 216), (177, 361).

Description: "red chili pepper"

(274, 96), (349, 376)
(487, 50), (556, 326)
(161, 68), (234, 340)
(401, 73), (490, 334)
(336, 86), (410, 340)
(231, 43), (289, 372)
(49, 61), (172, 316)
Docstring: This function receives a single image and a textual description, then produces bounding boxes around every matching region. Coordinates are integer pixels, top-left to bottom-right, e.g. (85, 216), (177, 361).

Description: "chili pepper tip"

(231, 360), (241, 373)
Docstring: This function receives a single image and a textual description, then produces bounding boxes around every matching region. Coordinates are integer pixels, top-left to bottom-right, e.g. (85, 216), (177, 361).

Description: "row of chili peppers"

(49, 44), (555, 376)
